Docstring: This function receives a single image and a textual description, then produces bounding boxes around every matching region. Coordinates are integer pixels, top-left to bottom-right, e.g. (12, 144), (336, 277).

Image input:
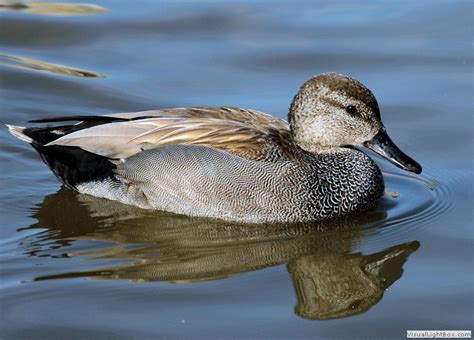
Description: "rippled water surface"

(0, 0), (472, 339)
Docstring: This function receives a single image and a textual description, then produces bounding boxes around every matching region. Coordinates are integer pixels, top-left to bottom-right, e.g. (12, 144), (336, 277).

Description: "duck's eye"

(345, 105), (358, 115)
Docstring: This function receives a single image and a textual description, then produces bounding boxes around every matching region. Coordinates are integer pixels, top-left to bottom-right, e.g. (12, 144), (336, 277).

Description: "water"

(0, 0), (472, 338)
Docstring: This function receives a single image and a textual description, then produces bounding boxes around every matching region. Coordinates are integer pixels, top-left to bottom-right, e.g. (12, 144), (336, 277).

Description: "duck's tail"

(5, 124), (33, 143)
(5, 121), (117, 189)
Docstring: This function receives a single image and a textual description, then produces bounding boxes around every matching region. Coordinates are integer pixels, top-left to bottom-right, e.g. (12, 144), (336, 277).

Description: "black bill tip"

(364, 129), (422, 174)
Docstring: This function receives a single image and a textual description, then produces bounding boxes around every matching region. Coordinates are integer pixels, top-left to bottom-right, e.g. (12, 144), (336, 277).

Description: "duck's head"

(289, 73), (422, 174)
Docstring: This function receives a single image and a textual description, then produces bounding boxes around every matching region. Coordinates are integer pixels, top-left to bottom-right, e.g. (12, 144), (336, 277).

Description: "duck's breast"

(304, 149), (385, 217)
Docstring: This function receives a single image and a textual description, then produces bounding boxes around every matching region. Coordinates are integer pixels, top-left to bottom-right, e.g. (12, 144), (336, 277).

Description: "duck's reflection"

(25, 188), (419, 320)
(288, 242), (418, 320)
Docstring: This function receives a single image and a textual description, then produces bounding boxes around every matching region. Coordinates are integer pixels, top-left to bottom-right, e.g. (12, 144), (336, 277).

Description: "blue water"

(0, 0), (472, 338)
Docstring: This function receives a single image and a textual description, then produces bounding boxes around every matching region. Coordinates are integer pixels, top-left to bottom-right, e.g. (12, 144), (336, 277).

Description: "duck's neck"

(290, 141), (348, 166)
(288, 89), (335, 154)
(288, 118), (342, 155)
(293, 139), (343, 155)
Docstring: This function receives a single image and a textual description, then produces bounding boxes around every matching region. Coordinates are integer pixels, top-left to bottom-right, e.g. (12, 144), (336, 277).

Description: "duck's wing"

(44, 107), (295, 161)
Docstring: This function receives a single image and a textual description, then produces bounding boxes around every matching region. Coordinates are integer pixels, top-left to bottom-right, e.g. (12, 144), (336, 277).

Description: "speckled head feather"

(309, 73), (380, 119)
(289, 73), (382, 152)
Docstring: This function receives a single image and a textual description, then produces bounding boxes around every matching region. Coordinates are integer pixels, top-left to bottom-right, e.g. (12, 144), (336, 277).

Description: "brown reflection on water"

(288, 242), (418, 320)
(0, 1), (105, 16)
(25, 188), (419, 320)
(0, 54), (105, 78)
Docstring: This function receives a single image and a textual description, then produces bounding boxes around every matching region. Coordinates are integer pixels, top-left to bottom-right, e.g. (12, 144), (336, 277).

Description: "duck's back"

(43, 107), (296, 162)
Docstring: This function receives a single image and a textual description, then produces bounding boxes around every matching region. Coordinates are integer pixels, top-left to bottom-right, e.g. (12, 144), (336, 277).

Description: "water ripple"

(362, 168), (453, 248)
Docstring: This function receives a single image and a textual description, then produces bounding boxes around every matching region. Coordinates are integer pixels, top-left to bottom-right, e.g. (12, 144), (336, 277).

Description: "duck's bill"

(363, 129), (422, 174)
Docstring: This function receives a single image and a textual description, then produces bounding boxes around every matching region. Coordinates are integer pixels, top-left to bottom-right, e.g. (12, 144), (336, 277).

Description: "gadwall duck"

(7, 73), (422, 223)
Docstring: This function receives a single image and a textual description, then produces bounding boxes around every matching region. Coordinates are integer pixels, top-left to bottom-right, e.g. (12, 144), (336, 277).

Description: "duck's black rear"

(18, 116), (126, 189)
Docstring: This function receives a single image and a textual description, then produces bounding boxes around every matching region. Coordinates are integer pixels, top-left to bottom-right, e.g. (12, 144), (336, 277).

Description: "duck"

(6, 73), (422, 223)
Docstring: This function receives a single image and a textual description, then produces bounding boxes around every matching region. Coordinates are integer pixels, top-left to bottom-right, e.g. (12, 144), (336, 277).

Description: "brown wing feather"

(107, 107), (287, 128)
(48, 107), (295, 161)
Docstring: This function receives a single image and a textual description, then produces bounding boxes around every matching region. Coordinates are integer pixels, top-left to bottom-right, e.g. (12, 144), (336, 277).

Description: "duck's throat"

(294, 138), (343, 155)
